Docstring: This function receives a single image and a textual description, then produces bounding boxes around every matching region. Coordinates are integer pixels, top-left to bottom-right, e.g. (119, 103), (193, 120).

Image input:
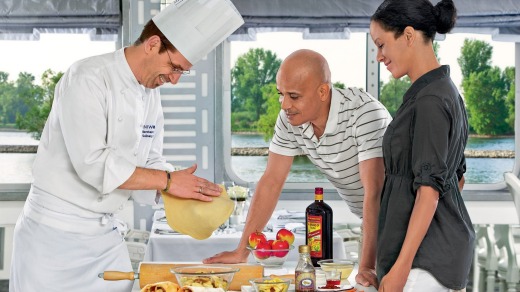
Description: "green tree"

(257, 83), (280, 141)
(16, 69), (63, 139)
(231, 48), (281, 132)
(457, 39), (492, 80)
(503, 66), (515, 130)
(463, 66), (510, 135)
(333, 81), (345, 89)
(0, 72), (16, 126)
(380, 76), (411, 117)
(12, 72), (42, 126)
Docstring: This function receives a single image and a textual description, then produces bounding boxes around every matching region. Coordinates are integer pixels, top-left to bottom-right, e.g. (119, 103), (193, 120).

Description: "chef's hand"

(202, 248), (249, 264)
(355, 267), (379, 288)
(164, 164), (222, 202)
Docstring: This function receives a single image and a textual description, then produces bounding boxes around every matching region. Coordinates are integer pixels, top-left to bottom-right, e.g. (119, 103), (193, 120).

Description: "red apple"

(271, 239), (290, 257)
(254, 241), (272, 259)
(248, 231), (267, 248)
(276, 228), (295, 245)
(267, 239), (275, 248)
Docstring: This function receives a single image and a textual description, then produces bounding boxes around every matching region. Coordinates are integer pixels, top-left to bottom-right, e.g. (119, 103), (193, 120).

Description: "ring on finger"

(199, 186), (203, 193)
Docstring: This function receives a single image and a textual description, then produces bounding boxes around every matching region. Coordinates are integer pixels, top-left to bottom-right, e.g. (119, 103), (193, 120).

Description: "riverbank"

(231, 147), (515, 158)
(1, 145), (514, 158)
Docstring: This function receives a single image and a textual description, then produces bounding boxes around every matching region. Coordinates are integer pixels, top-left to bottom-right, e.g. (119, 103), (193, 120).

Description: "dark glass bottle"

(305, 187), (333, 266)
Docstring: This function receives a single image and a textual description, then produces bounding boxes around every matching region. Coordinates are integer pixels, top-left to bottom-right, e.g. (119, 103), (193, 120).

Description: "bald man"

(204, 49), (391, 288)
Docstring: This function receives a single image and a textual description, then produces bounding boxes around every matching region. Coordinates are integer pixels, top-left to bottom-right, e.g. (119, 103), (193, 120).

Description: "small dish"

(249, 277), (292, 292)
(316, 284), (355, 291)
(317, 259), (354, 280)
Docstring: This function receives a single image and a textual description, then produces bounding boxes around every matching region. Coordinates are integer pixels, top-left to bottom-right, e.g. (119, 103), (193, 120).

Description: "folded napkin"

(141, 281), (180, 292)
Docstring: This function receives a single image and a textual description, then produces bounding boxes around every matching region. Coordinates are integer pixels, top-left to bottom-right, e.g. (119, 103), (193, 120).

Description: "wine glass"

(221, 181), (236, 232)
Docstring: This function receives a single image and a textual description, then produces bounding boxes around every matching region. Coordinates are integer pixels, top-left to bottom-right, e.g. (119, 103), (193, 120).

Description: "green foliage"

(333, 81), (346, 89)
(463, 66), (511, 135)
(380, 76), (411, 117)
(231, 111), (257, 132)
(503, 66), (516, 129)
(16, 70), (63, 139)
(459, 39), (514, 135)
(457, 39), (492, 80)
(231, 48), (282, 132)
(433, 42), (440, 61)
(0, 72), (16, 126)
(257, 83), (281, 141)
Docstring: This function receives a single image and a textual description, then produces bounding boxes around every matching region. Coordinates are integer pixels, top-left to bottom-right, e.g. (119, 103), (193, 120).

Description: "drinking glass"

(221, 181), (236, 232)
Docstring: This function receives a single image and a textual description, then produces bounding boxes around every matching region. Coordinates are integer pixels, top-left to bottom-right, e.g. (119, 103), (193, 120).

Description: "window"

(229, 32), (367, 184)
(227, 32), (516, 189)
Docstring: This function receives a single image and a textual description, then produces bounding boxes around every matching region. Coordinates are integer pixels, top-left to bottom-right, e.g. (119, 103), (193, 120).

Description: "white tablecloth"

(144, 211), (347, 263)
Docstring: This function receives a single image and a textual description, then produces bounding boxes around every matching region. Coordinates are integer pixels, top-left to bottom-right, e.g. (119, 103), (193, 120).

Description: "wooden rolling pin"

(100, 262), (264, 290)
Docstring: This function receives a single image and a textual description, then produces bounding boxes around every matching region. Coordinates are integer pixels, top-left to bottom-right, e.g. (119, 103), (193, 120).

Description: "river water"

(231, 134), (515, 184)
(0, 132), (515, 184)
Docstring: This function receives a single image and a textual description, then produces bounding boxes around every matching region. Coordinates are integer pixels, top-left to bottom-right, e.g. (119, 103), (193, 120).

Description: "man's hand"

(202, 248), (249, 264)
(355, 266), (379, 288)
(165, 164), (222, 202)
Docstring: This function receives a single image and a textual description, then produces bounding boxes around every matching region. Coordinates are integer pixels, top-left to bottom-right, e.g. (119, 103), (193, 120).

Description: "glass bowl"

(317, 259), (354, 280)
(249, 277), (292, 292)
(247, 245), (294, 267)
(170, 265), (240, 290)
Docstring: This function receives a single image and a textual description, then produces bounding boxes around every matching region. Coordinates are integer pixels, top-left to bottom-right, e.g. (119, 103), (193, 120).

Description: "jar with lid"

(295, 245), (316, 292)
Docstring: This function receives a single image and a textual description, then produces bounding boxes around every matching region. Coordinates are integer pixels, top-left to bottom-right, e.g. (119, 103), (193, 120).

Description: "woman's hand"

(378, 267), (408, 292)
(165, 164), (222, 202)
(355, 266), (379, 288)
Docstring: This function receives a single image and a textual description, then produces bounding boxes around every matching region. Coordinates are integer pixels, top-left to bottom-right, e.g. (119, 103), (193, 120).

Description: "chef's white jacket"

(32, 48), (172, 213)
(11, 48), (173, 291)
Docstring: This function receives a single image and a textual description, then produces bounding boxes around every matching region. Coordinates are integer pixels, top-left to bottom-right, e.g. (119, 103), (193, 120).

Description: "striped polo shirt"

(269, 87), (392, 218)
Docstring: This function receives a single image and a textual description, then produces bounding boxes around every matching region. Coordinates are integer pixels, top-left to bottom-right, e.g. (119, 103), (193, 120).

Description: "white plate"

(316, 284), (354, 291)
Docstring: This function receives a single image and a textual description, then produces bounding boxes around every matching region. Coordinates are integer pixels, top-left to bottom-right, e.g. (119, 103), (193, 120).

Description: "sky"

(0, 31), (515, 93)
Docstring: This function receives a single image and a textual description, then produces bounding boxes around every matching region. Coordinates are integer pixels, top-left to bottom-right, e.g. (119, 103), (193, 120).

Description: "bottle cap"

(315, 187), (323, 194)
(299, 245), (310, 253)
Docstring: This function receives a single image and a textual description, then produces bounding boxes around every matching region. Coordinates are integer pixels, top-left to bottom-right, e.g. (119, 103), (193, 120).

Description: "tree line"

(0, 69), (62, 139)
(232, 39), (515, 139)
(0, 39), (515, 140)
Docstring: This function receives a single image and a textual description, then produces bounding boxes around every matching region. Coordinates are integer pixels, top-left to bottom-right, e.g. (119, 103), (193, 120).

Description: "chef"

(9, 1), (243, 291)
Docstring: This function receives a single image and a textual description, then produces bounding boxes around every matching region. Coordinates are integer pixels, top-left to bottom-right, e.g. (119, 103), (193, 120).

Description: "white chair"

(504, 172), (520, 224)
(124, 229), (150, 272)
(474, 224), (499, 292)
(494, 224), (520, 292)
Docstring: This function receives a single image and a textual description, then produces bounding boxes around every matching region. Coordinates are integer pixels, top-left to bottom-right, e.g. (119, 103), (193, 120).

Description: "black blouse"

(376, 65), (475, 289)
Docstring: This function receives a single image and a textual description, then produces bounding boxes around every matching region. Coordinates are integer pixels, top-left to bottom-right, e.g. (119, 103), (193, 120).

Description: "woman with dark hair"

(369, 0), (475, 291)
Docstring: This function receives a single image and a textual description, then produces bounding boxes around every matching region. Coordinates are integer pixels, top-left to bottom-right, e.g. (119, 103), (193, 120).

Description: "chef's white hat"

(153, 0), (244, 65)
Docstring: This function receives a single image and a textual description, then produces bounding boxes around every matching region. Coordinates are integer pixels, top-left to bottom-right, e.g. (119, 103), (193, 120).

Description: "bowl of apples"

(247, 229), (295, 267)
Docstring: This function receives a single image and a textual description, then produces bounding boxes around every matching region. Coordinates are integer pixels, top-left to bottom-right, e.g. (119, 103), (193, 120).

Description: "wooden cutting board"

(139, 262), (264, 290)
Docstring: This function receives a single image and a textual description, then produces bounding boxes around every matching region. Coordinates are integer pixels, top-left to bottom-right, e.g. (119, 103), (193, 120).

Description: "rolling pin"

(99, 262), (265, 290)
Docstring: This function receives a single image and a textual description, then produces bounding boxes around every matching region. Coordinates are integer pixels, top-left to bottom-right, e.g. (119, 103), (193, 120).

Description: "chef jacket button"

(134, 152), (138, 156)
(119, 205), (124, 210)
(112, 146), (117, 150)
(97, 197), (103, 202)
(118, 117), (123, 121)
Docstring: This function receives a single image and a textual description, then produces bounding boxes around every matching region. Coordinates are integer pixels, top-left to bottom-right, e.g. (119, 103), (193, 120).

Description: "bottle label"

(307, 214), (323, 257)
(295, 271), (315, 291)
